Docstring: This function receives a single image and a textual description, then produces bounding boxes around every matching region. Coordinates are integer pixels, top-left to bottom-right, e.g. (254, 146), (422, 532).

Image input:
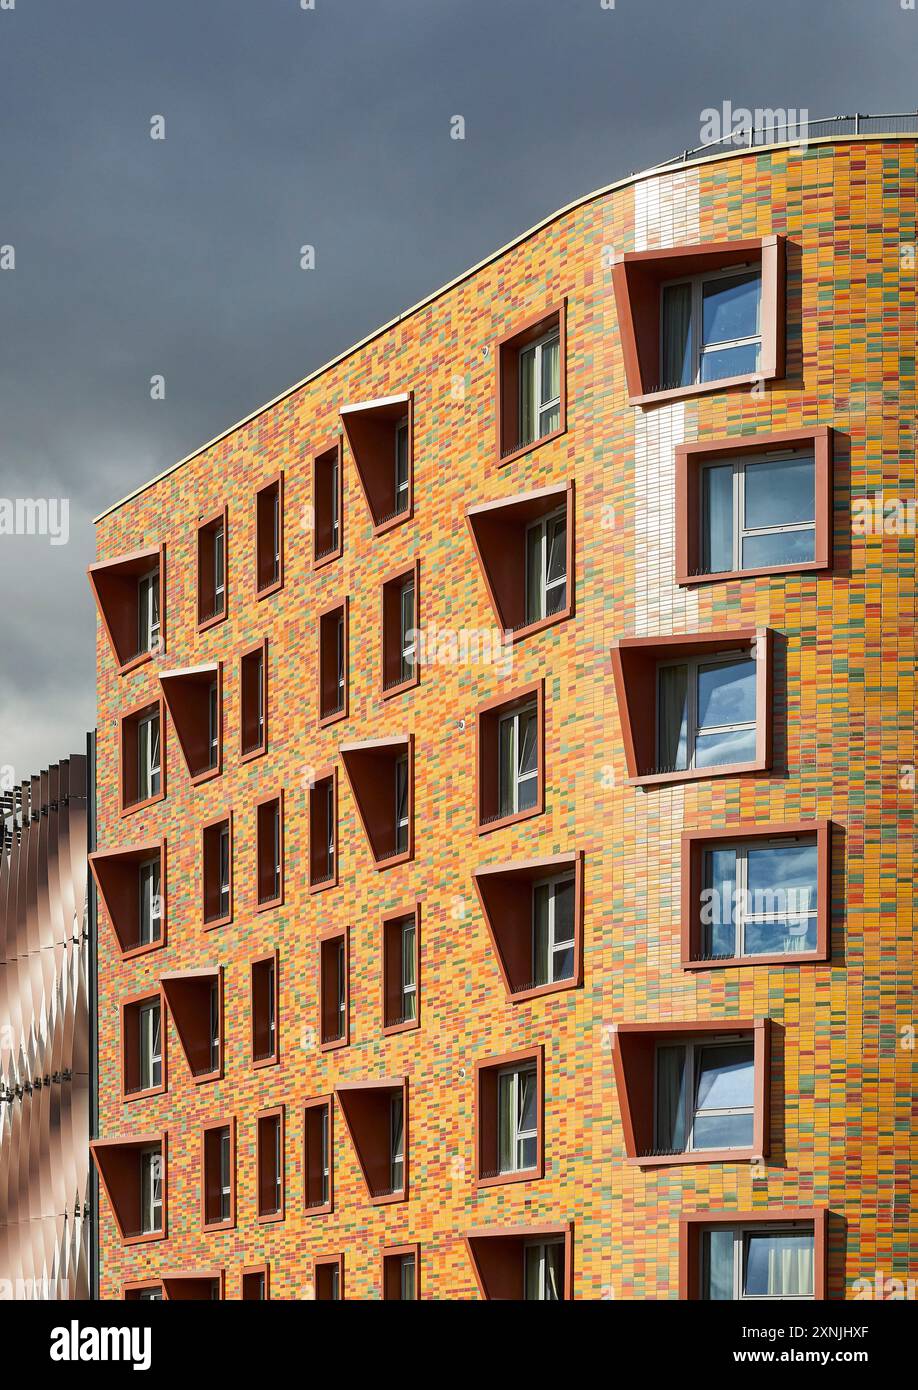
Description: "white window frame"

(660, 263), (762, 389)
(213, 524), (225, 611)
(324, 778), (336, 878)
(272, 1117), (282, 1212)
(399, 576), (416, 682)
(655, 649), (757, 773)
(137, 711), (161, 801)
(653, 1034), (755, 1153)
(389, 1092), (404, 1192)
(517, 327), (561, 446)
(497, 1062), (538, 1174)
(498, 702), (538, 816)
(335, 938), (346, 1039)
(140, 1147), (162, 1234)
(137, 568), (160, 654)
(400, 916), (416, 1021)
(265, 959), (276, 1054)
(218, 824), (231, 919)
(208, 679), (219, 769)
(320, 1104), (330, 1206)
(702, 836), (818, 959)
(335, 611), (345, 710)
(525, 505), (567, 624)
(523, 1237), (564, 1300)
(701, 1222), (816, 1301)
(209, 979), (220, 1072)
(700, 449), (816, 574)
(138, 1000), (161, 1091)
(531, 873), (576, 986)
(394, 417), (410, 510)
(138, 857), (161, 945)
(395, 753), (409, 855)
(219, 1127), (231, 1221)
(329, 450), (340, 547)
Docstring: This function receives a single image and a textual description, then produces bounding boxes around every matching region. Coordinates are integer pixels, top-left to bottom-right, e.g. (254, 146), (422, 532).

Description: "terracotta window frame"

(162, 1269), (224, 1301)
(303, 1093), (334, 1216)
(380, 559), (420, 699)
(201, 1116), (236, 1233)
(119, 695), (166, 817)
(675, 427), (833, 586)
(319, 926), (349, 1052)
(87, 542), (166, 676)
(473, 850), (584, 1002)
(255, 789), (284, 912)
(239, 638), (268, 762)
(120, 986), (167, 1103)
(611, 1018), (771, 1168)
(476, 679), (545, 834)
(610, 627), (773, 788)
(158, 662), (222, 785)
(341, 735), (414, 870)
(313, 437), (344, 569)
(254, 472), (284, 599)
(251, 950), (280, 1069)
(241, 1264), (270, 1300)
(494, 300), (568, 467)
(255, 1104), (286, 1224)
(201, 811), (233, 930)
(466, 480), (574, 643)
(474, 1044), (545, 1189)
(465, 1221), (573, 1301)
(679, 1207), (827, 1301)
(341, 391), (414, 535)
(612, 236), (785, 406)
(382, 1242), (420, 1301)
(382, 903), (421, 1035)
(90, 1132), (168, 1247)
(161, 966), (224, 1084)
(682, 820), (832, 970)
(89, 838), (167, 959)
(123, 1280), (165, 1301)
(308, 765), (339, 893)
(318, 597), (349, 727)
(313, 1254), (344, 1301)
(336, 1078), (408, 1205)
(196, 505), (228, 631)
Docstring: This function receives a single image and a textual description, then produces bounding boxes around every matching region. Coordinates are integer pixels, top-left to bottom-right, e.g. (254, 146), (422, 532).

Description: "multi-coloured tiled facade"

(92, 137), (918, 1299)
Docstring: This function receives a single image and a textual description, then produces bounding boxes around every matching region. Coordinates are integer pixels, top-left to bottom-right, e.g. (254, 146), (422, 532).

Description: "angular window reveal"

(201, 1118), (235, 1231)
(382, 905), (420, 1034)
(465, 1222), (572, 1301)
(314, 1255), (343, 1301)
(120, 697), (165, 814)
(612, 236), (785, 405)
(612, 1019), (770, 1167)
(611, 628), (772, 787)
(90, 1134), (167, 1245)
(158, 663), (221, 784)
(476, 681), (544, 833)
(676, 428), (833, 585)
(381, 562), (419, 698)
(256, 1106), (285, 1222)
(251, 951), (279, 1067)
(475, 1046), (544, 1188)
(382, 1244), (419, 1301)
(255, 791), (284, 910)
(341, 735), (413, 868)
(89, 839), (166, 958)
(303, 1095), (333, 1215)
(161, 967), (223, 1083)
(473, 852), (583, 1001)
(319, 927), (349, 1051)
(679, 1208), (827, 1301)
(308, 768), (338, 892)
(255, 473), (283, 597)
(495, 303), (567, 465)
(87, 544), (165, 675)
(336, 1079), (408, 1204)
(239, 638), (268, 760)
(196, 506), (227, 629)
(682, 822), (832, 968)
(318, 599), (348, 726)
(121, 990), (165, 1100)
(466, 482), (573, 640)
(341, 392), (414, 533)
(313, 439), (343, 567)
(162, 1272), (223, 1301)
(201, 813), (232, 928)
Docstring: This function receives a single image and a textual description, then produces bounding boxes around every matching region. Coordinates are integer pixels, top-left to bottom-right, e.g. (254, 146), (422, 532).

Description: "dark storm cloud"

(0, 0), (913, 775)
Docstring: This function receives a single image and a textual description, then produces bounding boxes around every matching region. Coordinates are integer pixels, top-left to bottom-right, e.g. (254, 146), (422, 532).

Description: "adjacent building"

(89, 129), (917, 1299)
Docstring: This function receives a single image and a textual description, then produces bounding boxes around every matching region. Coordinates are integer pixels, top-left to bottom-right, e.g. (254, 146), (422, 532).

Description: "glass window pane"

(747, 844), (818, 911)
(703, 848), (736, 957)
(518, 1068), (537, 1132)
(745, 916), (817, 955)
(742, 527), (815, 569)
(657, 664), (689, 770)
(519, 345), (536, 445)
(533, 884), (550, 986)
(693, 1111), (754, 1149)
(744, 456), (815, 528)
(699, 341), (760, 381)
(702, 1229), (735, 1300)
(655, 1045), (687, 1150)
(498, 718), (514, 817)
(661, 282), (693, 388)
(518, 710), (538, 776)
(695, 1043), (755, 1110)
(552, 878), (575, 943)
(524, 1246), (541, 1300)
(702, 270), (760, 344)
(697, 659), (756, 729)
(546, 516), (566, 582)
(540, 335), (560, 406)
(498, 1073), (514, 1171)
(702, 464), (734, 573)
(744, 1232), (814, 1298)
(695, 726), (757, 767)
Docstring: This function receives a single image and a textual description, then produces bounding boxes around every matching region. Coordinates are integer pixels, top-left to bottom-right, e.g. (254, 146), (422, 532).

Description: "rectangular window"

(655, 1038), (755, 1153)
(313, 441), (342, 564)
(384, 909), (419, 1031)
(496, 305), (565, 461)
(256, 476), (282, 594)
(140, 1148), (163, 1234)
(657, 652), (757, 773)
(524, 1239), (564, 1301)
(139, 1001), (162, 1091)
(240, 643), (267, 757)
(242, 1269), (267, 1300)
(304, 1098), (332, 1213)
(252, 954), (278, 1065)
(315, 1258), (342, 1301)
(662, 267), (761, 390)
(318, 603), (348, 722)
(532, 874), (576, 987)
(395, 755), (410, 856)
(256, 794), (283, 908)
(202, 817), (232, 926)
(702, 838), (818, 959)
(525, 507), (567, 625)
(702, 1224), (815, 1300)
(497, 1063), (538, 1175)
(381, 565), (419, 695)
(256, 1110), (283, 1220)
(209, 980), (221, 1073)
(137, 569), (160, 655)
(138, 858), (162, 946)
(206, 678), (219, 769)
(203, 1123), (233, 1228)
(197, 510), (226, 626)
(395, 417), (410, 515)
(399, 575), (416, 684)
(498, 702), (539, 818)
(319, 932), (348, 1049)
(309, 772), (337, 888)
(136, 711), (161, 802)
(399, 1254), (416, 1300)
(701, 450), (816, 575)
(389, 1092), (404, 1193)
(518, 327), (561, 449)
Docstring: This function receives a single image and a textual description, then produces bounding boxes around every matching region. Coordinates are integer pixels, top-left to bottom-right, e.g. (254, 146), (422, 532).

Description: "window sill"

(196, 608), (227, 635)
(313, 543), (343, 571)
(203, 913), (232, 932)
(381, 671), (419, 702)
(255, 578), (283, 601)
(506, 607), (572, 645)
(683, 950), (826, 971)
(318, 705), (348, 730)
(120, 937), (166, 962)
(371, 504), (413, 538)
(308, 871), (339, 896)
(677, 560), (828, 587)
(203, 1216), (235, 1234)
(304, 1199), (333, 1218)
(189, 764), (221, 787)
(372, 848), (413, 872)
(192, 1067), (223, 1085)
(252, 1051), (279, 1071)
(123, 1228), (167, 1247)
(117, 649), (156, 678)
(240, 742), (267, 765)
(627, 1147), (759, 1168)
(256, 1209), (285, 1225)
(629, 758), (767, 788)
(121, 1083), (166, 1104)
(120, 789), (165, 819)
(475, 1164), (543, 1190)
(497, 424), (566, 470)
(383, 1016), (420, 1038)
(629, 370), (771, 408)
(256, 891), (284, 914)
(477, 801), (543, 836)
(506, 976), (580, 1004)
(320, 1034), (349, 1054)
(369, 1189), (407, 1207)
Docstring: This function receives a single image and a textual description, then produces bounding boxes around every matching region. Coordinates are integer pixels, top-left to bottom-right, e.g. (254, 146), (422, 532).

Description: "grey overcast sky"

(0, 0), (915, 777)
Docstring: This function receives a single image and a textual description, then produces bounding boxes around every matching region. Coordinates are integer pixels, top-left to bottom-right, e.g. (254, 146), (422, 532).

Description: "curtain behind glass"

(655, 1045), (687, 1150)
(657, 664), (688, 770)
(661, 283), (693, 388)
(702, 464), (734, 572)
